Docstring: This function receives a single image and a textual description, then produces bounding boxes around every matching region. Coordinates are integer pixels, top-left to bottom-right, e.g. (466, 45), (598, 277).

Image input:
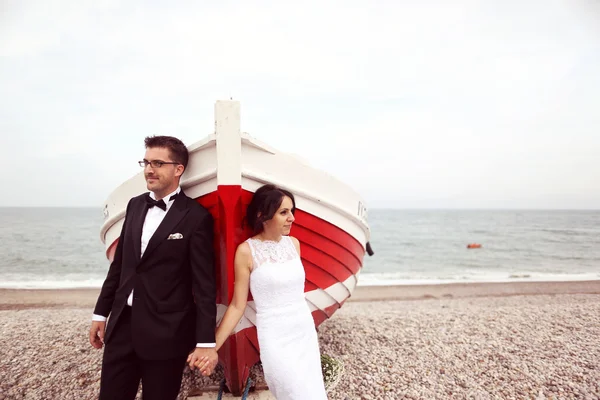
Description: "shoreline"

(349, 279), (600, 301)
(1, 279), (600, 310)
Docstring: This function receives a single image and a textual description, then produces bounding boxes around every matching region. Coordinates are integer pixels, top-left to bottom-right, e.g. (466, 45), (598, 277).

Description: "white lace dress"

(246, 236), (328, 400)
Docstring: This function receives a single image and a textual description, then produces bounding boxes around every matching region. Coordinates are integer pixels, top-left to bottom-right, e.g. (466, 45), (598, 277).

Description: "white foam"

(0, 279), (105, 289)
(1, 272), (599, 290)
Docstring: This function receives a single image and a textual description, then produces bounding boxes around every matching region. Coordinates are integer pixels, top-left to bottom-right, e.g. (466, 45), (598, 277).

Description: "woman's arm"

(214, 242), (253, 351)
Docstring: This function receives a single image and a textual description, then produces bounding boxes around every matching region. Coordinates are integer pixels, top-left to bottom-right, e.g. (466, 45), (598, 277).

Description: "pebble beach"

(1, 282), (599, 399)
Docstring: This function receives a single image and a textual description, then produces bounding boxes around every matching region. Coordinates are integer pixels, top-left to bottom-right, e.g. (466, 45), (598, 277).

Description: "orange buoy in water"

(467, 243), (482, 249)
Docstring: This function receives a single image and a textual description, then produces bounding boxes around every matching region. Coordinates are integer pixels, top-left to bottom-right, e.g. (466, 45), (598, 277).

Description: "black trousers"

(99, 307), (187, 400)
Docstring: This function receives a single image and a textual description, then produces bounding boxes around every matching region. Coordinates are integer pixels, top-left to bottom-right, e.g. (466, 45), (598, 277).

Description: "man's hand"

(187, 347), (218, 376)
(89, 321), (106, 349)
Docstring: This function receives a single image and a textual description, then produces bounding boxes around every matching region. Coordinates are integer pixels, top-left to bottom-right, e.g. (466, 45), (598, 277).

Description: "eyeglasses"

(138, 160), (180, 168)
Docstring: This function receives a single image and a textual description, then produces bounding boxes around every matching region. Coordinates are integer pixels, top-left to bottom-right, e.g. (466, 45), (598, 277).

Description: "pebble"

(0, 295), (599, 399)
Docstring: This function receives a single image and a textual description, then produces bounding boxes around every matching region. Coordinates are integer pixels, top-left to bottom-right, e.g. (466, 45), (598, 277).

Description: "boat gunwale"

(100, 175), (370, 248)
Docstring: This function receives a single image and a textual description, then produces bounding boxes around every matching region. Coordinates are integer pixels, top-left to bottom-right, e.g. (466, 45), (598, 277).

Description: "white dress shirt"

(92, 187), (215, 348)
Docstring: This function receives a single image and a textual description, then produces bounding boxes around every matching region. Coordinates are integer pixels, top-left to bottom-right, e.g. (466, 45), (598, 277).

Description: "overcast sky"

(1, 0), (599, 209)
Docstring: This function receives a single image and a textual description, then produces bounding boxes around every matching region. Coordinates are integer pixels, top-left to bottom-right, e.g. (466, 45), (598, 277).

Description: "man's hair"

(144, 136), (189, 170)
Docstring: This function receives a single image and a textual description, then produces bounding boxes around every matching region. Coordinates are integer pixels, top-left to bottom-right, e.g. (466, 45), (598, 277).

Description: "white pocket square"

(167, 233), (184, 240)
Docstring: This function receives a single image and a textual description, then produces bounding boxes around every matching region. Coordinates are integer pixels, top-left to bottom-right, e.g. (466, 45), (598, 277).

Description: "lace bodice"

(246, 236), (305, 315)
(246, 236), (298, 271)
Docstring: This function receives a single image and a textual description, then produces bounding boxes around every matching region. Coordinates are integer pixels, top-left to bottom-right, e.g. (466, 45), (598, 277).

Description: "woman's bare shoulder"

(236, 241), (252, 257)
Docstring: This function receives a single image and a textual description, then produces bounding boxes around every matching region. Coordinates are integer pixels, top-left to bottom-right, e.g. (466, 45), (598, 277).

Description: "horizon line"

(1, 206), (598, 211)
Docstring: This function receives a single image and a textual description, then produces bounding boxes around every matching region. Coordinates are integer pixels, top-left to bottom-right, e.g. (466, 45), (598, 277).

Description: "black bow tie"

(145, 193), (178, 211)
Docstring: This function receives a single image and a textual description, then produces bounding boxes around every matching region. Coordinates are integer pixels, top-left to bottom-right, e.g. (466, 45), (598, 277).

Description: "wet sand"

(2, 279), (600, 310)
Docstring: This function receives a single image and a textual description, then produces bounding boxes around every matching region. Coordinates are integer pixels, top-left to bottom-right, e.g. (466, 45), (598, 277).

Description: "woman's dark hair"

(144, 135), (189, 170)
(246, 184), (296, 233)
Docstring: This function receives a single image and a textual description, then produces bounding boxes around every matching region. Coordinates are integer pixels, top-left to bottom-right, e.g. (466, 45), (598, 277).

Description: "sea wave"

(0, 279), (105, 289)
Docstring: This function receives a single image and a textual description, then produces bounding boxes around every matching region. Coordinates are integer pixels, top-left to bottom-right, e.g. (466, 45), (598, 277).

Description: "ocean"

(0, 208), (598, 289)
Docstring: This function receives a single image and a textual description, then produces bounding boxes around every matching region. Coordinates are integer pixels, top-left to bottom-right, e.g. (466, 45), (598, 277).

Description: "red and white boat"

(100, 100), (373, 396)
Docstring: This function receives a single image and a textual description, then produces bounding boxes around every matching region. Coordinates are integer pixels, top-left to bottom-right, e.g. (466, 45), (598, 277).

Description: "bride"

(192, 184), (327, 399)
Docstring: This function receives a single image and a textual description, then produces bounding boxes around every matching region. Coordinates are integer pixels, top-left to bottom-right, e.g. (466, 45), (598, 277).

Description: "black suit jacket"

(94, 190), (216, 360)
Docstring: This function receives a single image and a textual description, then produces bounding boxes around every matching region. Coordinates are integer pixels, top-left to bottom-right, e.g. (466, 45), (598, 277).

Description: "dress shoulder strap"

(245, 239), (258, 271)
(286, 236), (300, 257)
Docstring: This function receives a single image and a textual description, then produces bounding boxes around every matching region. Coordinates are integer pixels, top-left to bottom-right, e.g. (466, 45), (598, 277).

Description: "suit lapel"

(131, 197), (149, 263)
(139, 191), (189, 265)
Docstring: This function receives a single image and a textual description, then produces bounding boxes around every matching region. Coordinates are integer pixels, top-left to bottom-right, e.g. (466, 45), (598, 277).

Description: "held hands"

(89, 321), (106, 349)
(187, 347), (218, 376)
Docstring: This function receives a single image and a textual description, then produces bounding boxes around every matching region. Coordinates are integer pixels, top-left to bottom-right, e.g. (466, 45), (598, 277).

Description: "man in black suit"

(89, 136), (218, 400)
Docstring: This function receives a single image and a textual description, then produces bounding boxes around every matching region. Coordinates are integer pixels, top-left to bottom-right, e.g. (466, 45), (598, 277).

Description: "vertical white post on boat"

(215, 100), (242, 186)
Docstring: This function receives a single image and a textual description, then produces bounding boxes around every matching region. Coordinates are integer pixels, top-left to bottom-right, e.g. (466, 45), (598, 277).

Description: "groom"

(89, 136), (218, 400)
